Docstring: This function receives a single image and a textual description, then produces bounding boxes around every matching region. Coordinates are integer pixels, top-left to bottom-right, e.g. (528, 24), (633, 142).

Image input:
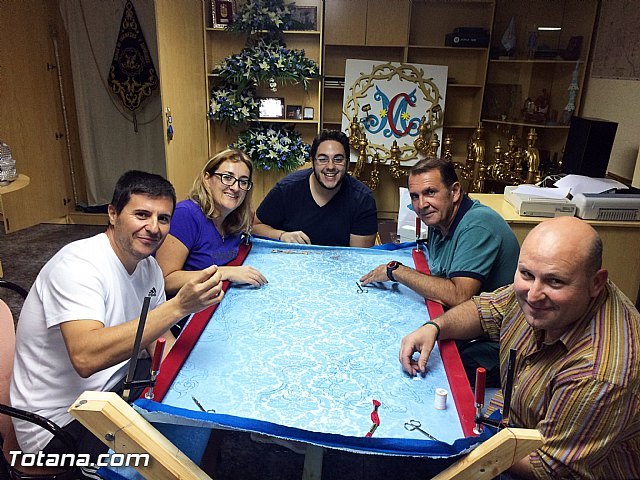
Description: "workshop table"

(101, 239), (488, 479)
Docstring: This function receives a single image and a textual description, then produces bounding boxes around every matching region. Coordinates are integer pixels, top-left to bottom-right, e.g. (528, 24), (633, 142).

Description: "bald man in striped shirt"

(400, 216), (640, 479)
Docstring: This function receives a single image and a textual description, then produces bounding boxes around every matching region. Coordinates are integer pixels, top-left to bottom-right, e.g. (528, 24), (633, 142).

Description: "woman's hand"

(219, 265), (268, 286)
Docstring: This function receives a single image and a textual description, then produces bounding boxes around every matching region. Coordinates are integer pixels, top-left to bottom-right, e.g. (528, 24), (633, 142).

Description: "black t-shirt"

(256, 168), (378, 246)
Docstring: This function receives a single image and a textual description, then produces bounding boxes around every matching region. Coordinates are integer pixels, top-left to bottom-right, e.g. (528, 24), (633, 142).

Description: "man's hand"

(399, 323), (439, 376)
(359, 264), (389, 285)
(174, 264), (224, 315)
(280, 231), (311, 244)
(219, 265), (268, 286)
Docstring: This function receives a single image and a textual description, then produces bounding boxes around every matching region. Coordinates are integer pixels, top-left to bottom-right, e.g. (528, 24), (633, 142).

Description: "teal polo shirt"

(427, 196), (520, 293)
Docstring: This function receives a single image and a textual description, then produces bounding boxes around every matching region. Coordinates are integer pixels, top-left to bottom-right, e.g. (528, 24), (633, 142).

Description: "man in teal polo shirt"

(360, 157), (520, 385)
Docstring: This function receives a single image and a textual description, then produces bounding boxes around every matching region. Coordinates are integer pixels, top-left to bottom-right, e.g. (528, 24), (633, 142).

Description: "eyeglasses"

(211, 172), (253, 191)
(315, 155), (347, 166)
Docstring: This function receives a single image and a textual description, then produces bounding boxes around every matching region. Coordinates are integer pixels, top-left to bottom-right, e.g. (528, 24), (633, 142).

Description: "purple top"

(169, 199), (242, 270)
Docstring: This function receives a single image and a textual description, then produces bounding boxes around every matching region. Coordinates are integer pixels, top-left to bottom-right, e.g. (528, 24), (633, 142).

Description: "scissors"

(404, 419), (438, 441)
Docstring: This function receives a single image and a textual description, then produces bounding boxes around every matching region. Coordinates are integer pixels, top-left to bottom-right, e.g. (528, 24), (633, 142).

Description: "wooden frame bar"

(69, 391), (212, 480)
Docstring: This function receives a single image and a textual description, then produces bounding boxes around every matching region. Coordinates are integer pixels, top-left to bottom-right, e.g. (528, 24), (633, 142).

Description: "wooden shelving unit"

(203, 0), (324, 205)
(481, 0), (599, 161)
(321, 0), (495, 163)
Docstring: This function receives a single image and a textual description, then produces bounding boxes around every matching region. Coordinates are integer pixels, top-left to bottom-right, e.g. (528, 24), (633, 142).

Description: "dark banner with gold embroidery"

(108, 0), (159, 130)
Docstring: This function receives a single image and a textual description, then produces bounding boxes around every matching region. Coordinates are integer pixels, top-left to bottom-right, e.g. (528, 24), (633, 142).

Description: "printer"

(572, 193), (640, 221)
(504, 185), (576, 217)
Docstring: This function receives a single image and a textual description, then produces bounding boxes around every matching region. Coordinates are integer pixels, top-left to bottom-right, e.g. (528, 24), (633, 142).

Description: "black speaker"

(563, 116), (618, 178)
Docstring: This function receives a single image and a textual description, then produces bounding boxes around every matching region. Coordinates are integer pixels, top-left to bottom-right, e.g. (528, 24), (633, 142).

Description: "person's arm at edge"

(252, 213), (285, 240)
(155, 233), (200, 296)
(148, 331), (176, 361)
(60, 265), (223, 378)
(399, 299), (484, 375)
(393, 265), (482, 306)
(508, 457), (536, 479)
(252, 214), (310, 244)
(360, 263), (482, 307)
(350, 233), (376, 248)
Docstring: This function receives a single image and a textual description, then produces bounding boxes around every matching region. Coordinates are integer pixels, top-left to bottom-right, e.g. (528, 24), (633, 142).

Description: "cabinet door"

(366, 0), (409, 46)
(324, 0), (367, 45)
(154, 0), (209, 200)
(0, 1), (72, 233)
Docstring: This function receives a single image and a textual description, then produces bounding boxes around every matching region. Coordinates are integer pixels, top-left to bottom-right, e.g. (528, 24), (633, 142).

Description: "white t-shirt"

(10, 233), (166, 452)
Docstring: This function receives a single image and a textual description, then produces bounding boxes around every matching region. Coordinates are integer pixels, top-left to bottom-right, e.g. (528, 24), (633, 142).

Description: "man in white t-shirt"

(10, 171), (225, 461)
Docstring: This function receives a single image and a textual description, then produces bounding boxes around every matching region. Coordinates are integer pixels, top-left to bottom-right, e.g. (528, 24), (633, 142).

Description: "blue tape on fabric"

(132, 399), (492, 458)
(371, 241), (417, 251)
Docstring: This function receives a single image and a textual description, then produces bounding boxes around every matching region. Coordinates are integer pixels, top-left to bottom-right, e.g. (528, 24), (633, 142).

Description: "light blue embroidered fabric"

(162, 239), (463, 442)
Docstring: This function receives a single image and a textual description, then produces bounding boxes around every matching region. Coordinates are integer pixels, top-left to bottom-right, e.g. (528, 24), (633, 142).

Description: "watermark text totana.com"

(9, 451), (150, 468)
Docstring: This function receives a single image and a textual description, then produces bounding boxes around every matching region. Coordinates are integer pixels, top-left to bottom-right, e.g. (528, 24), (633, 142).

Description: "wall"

(581, 78), (640, 179)
(581, 0), (640, 181)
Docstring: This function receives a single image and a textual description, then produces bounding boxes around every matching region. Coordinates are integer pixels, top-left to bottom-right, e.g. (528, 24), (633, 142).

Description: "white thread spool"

(434, 388), (448, 410)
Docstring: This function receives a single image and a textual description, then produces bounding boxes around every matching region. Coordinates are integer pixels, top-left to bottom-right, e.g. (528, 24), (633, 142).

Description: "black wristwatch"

(386, 261), (402, 282)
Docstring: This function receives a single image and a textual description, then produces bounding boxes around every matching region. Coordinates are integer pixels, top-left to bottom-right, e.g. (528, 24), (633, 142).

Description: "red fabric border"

(412, 248), (477, 437)
(147, 242), (252, 401)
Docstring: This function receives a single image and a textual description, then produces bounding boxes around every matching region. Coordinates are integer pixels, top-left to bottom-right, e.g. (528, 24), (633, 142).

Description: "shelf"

(208, 118), (320, 125)
(206, 27), (320, 35)
(481, 118), (570, 129)
(408, 45), (489, 52)
(0, 174), (30, 195)
(447, 84), (484, 89)
(444, 124), (481, 129)
(490, 58), (584, 65)
(208, 73), (320, 83)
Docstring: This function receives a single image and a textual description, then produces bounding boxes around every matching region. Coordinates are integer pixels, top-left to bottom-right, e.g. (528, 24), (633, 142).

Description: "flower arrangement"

(231, 124), (309, 172)
(209, 84), (259, 128)
(210, 0), (318, 171)
(213, 40), (320, 92)
(227, 0), (294, 33)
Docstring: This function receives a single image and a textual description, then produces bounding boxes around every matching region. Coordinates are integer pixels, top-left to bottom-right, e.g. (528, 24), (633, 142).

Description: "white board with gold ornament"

(342, 59), (448, 166)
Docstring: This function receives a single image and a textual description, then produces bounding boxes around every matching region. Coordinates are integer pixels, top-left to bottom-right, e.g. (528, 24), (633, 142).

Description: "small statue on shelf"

(561, 62), (580, 125)
(462, 123), (487, 193)
(426, 132), (440, 158)
(500, 16), (516, 57)
(352, 135), (368, 179)
(524, 128), (542, 184)
(486, 140), (503, 180)
(413, 116), (430, 155)
(363, 152), (380, 191)
(522, 89), (550, 124)
(442, 134), (454, 162)
(388, 140), (406, 179)
(470, 123), (486, 166)
(348, 115), (361, 149)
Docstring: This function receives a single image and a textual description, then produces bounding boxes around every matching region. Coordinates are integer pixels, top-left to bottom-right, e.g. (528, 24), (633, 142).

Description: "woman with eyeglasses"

(156, 149), (267, 302)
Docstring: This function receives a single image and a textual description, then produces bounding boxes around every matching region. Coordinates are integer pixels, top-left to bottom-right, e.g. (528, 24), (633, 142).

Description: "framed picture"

(303, 107), (315, 120)
(289, 6), (317, 31)
(211, 0), (236, 28)
(286, 105), (303, 120)
(258, 97), (285, 119)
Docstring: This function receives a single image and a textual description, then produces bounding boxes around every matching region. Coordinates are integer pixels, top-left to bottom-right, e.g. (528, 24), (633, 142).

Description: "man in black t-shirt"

(253, 130), (378, 247)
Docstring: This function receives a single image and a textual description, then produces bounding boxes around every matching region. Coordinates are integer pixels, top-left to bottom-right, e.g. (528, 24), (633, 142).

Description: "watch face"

(387, 261), (399, 270)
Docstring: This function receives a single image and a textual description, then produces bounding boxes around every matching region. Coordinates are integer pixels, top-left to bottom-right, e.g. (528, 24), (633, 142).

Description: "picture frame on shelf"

(258, 97), (285, 119)
(286, 105), (303, 120)
(289, 6), (317, 31)
(211, 0), (236, 28)
(303, 107), (315, 120)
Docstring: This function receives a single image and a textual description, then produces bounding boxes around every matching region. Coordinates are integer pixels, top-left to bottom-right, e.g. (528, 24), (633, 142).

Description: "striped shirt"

(474, 281), (640, 479)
